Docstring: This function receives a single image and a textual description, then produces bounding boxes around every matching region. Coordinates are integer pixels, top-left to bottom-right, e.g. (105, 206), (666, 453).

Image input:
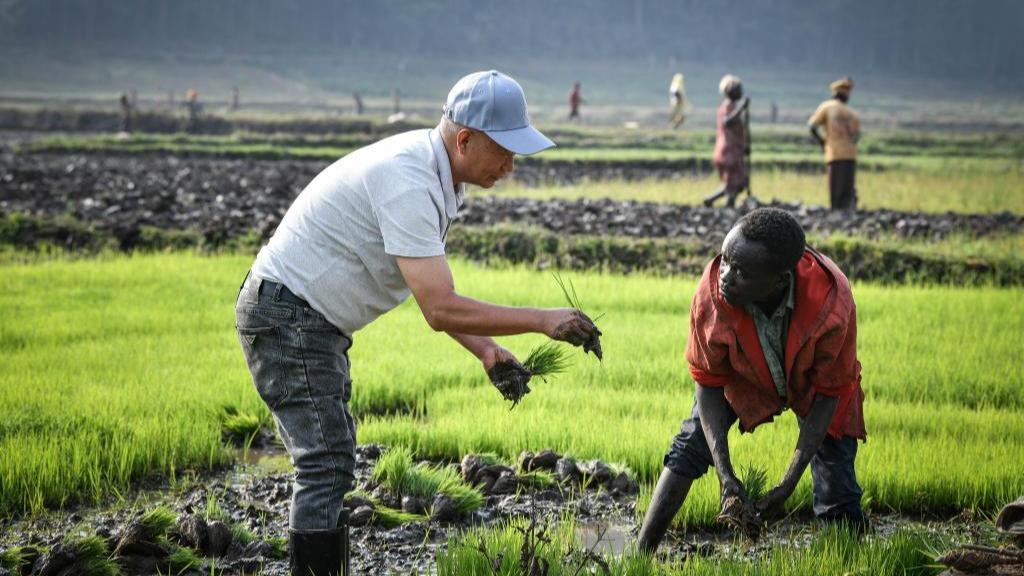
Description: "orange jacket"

(686, 248), (866, 439)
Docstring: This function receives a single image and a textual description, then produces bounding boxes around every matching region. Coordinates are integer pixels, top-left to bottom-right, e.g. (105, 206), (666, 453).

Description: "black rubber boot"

(637, 467), (694, 554)
(290, 516), (349, 576)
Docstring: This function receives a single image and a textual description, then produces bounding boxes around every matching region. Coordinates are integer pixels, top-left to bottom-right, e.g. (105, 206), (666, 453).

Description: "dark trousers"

(828, 160), (857, 211)
(236, 272), (356, 530)
(663, 398), (864, 520)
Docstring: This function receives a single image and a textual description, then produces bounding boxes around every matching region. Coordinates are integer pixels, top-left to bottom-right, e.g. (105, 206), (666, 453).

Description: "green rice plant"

(2, 253), (1024, 521)
(203, 494), (231, 525)
(213, 404), (265, 446)
(0, 547), (26, 572)
(739, 464), (769, 502)
(166, 546), (201, 575)
(437, 516), (669, 576)
(371, 505), (427, 528)
(439, 519), (947, 576)
(522, 342), (572, 380)
(139, 506), (178, 540)
(371, 447), (414, 491)
(67, 535), (119, 576)
(371, 448), (484, 515)
(229, 524), (256, 546)
(518, 470), (558, 489)
(266, 537), (288, 560)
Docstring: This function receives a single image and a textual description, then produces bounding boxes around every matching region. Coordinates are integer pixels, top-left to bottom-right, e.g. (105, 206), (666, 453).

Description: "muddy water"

(575, 521), (634, 556)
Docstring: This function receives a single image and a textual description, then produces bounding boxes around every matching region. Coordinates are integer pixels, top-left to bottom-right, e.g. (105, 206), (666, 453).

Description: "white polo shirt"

(251, 129), (465, 335)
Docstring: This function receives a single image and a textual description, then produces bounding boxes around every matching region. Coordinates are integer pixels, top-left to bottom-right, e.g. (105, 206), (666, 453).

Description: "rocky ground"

(3, 152), (1021, 252)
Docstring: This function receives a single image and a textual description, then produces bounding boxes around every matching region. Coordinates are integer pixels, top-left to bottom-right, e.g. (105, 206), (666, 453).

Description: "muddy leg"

(724, 185), (741, 208)
(703, 185), (728, 207)
(637, 468), (693, 554)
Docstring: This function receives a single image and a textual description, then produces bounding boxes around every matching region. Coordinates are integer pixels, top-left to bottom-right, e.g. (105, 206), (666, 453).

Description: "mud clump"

(717, 495), (762, 542)
(487, 361), (532, 406)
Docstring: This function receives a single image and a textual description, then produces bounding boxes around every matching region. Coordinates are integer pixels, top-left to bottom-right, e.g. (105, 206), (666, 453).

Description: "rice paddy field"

(1, 251), (1022, 573)
(2, 100), (1024, 573)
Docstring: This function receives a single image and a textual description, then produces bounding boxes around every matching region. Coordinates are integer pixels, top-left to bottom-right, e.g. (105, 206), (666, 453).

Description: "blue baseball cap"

(443, 70), (555, 155)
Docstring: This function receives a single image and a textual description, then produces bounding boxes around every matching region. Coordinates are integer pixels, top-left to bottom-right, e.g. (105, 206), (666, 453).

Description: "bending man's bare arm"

(396, 255), (601, 352)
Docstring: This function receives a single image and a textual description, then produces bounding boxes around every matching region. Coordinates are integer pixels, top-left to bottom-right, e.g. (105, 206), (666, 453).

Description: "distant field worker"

(703, 75), (749, 208)
(568, 81), (583, 122)
(183, 89), (202, 134)
(637, 208), (868, 554)
(669, 73), (690, 129)
(809, 77), (860, 210)
(235, 70), (602, 576)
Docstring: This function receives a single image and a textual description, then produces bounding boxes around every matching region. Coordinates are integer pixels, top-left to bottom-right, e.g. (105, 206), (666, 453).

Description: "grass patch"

(490, 167), (1024, 214)
(372, 448), (484, 516)
(1, 253), (1022, 521)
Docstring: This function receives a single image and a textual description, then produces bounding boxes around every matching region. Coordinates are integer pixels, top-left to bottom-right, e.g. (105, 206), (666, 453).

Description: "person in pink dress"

(704, 75), (750, 208)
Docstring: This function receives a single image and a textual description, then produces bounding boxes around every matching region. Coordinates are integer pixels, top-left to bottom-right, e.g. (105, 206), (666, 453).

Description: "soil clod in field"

(717, 495), (762, 542)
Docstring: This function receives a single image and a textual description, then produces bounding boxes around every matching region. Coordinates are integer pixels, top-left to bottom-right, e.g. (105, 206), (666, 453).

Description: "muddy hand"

(717, 494), (762, 541)
(716, 479), (761, 541)
(754, 484), (791, 524)
(548, 309), (603, 360)
(487, 355), (532, 407)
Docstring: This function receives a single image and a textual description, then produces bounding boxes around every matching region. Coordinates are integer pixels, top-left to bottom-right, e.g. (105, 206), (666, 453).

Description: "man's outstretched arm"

(396, 255), (602, 353)
(756, 393), (839, 519)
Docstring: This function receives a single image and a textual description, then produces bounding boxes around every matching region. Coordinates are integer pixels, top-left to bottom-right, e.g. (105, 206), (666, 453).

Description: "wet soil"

(0, 443), (1009, 575)
(0, 445), (641, 575)
(3, 152), (1021, 254)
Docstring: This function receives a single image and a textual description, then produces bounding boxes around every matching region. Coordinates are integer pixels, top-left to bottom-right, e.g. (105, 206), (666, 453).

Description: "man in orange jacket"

(637, 207), (867, 553)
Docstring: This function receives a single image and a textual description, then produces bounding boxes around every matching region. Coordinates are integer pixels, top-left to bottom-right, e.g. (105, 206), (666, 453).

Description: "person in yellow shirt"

(669, 73), (690, 129)
(809, 77), (860, 210)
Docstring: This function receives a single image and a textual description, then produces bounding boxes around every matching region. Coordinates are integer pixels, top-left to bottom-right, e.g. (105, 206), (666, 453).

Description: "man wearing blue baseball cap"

(234, 70), (601, 575)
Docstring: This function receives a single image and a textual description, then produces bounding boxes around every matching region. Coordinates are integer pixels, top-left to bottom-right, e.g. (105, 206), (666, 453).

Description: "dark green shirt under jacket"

(744, 275), (796, 399)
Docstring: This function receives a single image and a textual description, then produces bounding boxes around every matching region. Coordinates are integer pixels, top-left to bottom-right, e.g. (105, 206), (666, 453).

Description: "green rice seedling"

(522, 342), (572, 381)
(553, 272), (604, 324)
(229, 524), (256, 546)
(371, 448), (484, 515)
(68, 535), (119, 576)
(166, 546), (202, 575)
(553, 272), (603, 359)
(0, 547), (25, 572)
(739, 463), (769, 502)
(266, 537), (288, 560)
(203, 493), (231, 524)
(213, 404), (265, 447)
(139, 506), (178, 541)
(372, 505), (427, 528)
(370, 447), (414, 491)
(518, 470), (558, 489)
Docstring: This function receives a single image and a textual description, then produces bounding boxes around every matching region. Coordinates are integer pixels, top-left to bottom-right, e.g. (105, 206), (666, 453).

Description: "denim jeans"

(663, 396), (864, 521)
(235, 272), (356, 530)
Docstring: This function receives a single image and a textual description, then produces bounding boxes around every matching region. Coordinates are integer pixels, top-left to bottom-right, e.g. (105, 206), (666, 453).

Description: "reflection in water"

(235, 447), (291, 474)
(575, 521), (633, 556)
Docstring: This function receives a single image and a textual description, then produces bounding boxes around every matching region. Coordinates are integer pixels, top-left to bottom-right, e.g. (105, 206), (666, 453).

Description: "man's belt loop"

(272, 283), (284, 302)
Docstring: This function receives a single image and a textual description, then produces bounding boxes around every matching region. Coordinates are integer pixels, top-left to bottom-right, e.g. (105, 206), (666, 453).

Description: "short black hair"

(736, 208), (806, 272)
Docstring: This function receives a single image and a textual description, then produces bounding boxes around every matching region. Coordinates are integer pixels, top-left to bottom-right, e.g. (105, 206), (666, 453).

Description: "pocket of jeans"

(298, 328), (351, 400)
(237, 325), (288, 409)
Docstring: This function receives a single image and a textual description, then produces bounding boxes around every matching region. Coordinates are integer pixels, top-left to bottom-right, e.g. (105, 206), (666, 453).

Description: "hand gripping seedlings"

(552, 273), (604, 360)
(488, 343), (572, 408)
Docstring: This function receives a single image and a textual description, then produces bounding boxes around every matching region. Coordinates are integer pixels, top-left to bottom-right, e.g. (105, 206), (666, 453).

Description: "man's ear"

(456, 129), (473, 154)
